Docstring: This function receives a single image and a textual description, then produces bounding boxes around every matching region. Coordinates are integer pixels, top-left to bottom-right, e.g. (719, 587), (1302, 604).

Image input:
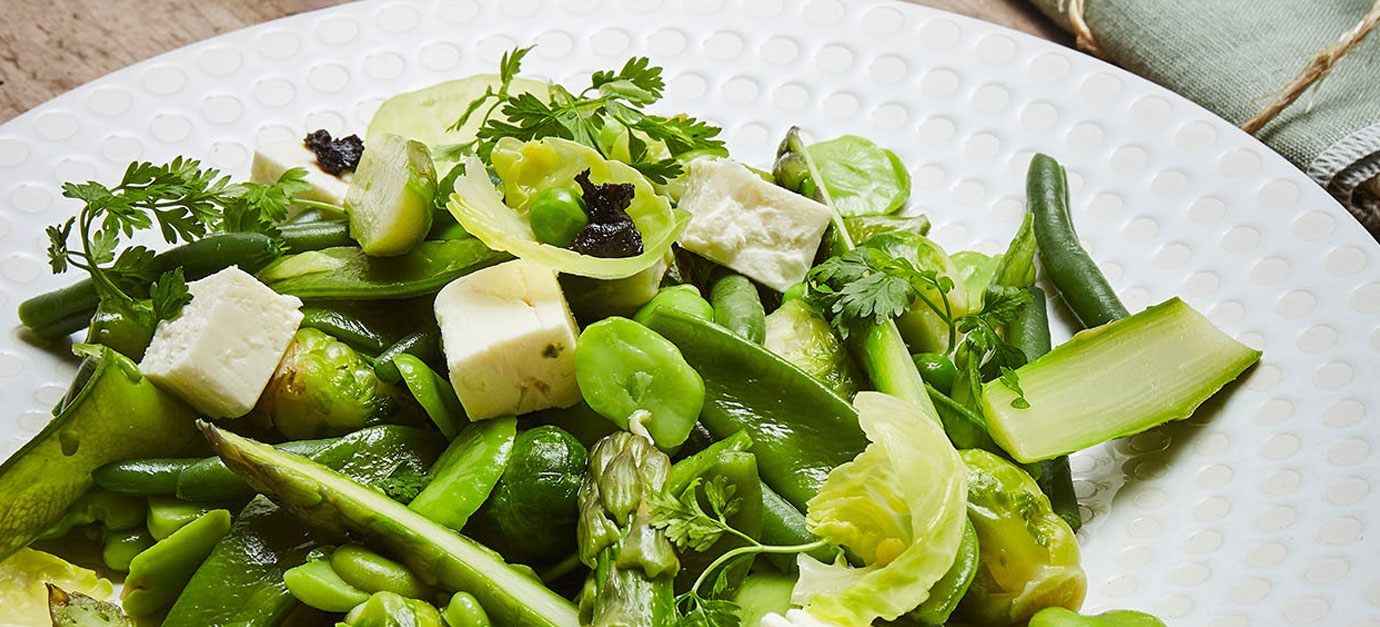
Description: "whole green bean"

(1027, 154), (1128, 328)
(175, 436), (339, 502)
(299, 307), (391, 355)
(331, 545), (435, 599)
(92, 458), (197, 496)
(122, 508), (232, 617)
(19, 232), (281, 339)
(710, 273), (767, 344)
(374, 329), (442, 384)
(278, 219), (353, 252)
(441, 591), (492, 627)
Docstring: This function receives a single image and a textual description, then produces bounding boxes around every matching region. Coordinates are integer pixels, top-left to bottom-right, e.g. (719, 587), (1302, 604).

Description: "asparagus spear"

(198, 422), (578, 627)
(577, 431), (679, 627)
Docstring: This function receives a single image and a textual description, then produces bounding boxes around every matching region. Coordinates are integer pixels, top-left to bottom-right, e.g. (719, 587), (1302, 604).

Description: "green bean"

(373, 329), (442, 384)
(441, 591), (492, 627)
(283, 557), (371, 613)
(174, 436), (339, 502)
(93, 458), (197, 496)
(102, 526), (154, 572)
(122, 509), (232, 618)
(278, 219), (353, 252)
(331, 545), (435, 599)
(710, 273), (766, 344)
(18, 232), (281, 339)
(1009, 286), (1081, 531)
(299, 307), (392, 355)
(1027, 153), (1128, 328)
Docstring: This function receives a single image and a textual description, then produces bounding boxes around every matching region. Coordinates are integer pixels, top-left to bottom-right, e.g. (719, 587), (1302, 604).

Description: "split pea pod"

(1027, 153), (1128, 328)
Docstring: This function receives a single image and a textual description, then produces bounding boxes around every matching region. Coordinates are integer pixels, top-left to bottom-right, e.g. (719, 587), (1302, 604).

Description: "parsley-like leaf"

(999, 366), (1031, 409)
(148, 268), (192, 323)
(648, 478), (730, 553)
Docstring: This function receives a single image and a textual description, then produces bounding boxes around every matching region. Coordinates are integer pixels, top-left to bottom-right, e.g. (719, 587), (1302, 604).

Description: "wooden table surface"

(0, 0), (1069, 124)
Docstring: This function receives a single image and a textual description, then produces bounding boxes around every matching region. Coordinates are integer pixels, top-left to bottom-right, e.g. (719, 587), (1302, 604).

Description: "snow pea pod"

(392, 353), (467, 438)
(710, 273), (766, 344)
(0, 346), (203, 560)
(260, 239), (511, 300)
(638, 307), (865, 513)
(283, 555), (370, 613)
(409, 417), (516, 532)
(669, 450), (764, 596)
(441, 591), (492, 627)
(121, 508), (232, 618)
(332, 544), (435, 599)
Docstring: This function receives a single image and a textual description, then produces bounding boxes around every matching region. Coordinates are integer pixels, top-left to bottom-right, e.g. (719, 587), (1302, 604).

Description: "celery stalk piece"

(983, 298), (1260, 463)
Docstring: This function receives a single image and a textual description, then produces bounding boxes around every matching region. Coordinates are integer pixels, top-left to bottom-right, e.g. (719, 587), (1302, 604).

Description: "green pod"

(710, 274), (766, 344)
(331, 545), (435, 600)
(409, 417), (516, 532)
(19, 232), (281, 340)
(638, 307), (865, 513)
(146, 497), (217, 541)
(1029, 607), (1166, 627)
(174, 436), (339, 502)
(283, 557), (371, 613)
(0, 346), (203, 560)
(665, 430), (753, 493)
(121, 509), (232, 618)
(84, 300), (155, 362)
(574, 317), (705, 451)
(343, 591), (444, 627)
(278, 219), (354, 252)
(39, 489), (146, 540)
(633, 285), (714, 325)
(259, 239), (511, 300)
(441, 591), (492, 627)
(102, 526), (155, 573)
(466, 426), (588, 565)
(374, 329), (443, 384)
(758, 483), (836, 572)
(257, 327), (418, 440)
(300, 307), (392, 355)
(958, 449), (1086, 626)
(391, 354), (467, 439)
(92, 458), (196, 496)
(906, 519), (980, 625)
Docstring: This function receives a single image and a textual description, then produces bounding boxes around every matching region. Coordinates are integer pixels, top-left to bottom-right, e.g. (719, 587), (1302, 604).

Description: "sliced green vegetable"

(447, 137), (687, 279)
(733, 572), (795, 627)
(465, 426), (588, 565)
(259, 239), (511, 300)
(794, 392), (967, 627)
(764, 299), (862, 398)
(1029, 607), (1167, 627)
(574, 317), (705, 450)
(710, 273), (766, 344)
(47, 585), (135, 627)
(366, 74), (549, 163)
(958, 449), (1085, 625)
(283, 557), (371, 613)
(984, 298), (1262, 462)
(347, 134), (437, 257)
(806, 135), (910, 216)
(393, 353), (467, 439)
(0, 346), (203, 560)
(199, 424), (579, 627)
(121, 509), (231, 618)
(410, 417), (516, 532)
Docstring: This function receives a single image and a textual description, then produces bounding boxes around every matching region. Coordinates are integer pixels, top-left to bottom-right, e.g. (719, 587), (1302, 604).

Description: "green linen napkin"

(1031, 0), (1380, 234)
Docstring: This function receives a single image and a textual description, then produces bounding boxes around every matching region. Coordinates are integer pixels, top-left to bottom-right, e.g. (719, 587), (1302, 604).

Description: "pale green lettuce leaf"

(793, 392), (968, 627)
(446, 138), (687, 279)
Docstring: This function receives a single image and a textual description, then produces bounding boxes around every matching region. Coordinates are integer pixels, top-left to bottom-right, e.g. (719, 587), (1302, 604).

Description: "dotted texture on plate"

(0, 0), (1378, 623)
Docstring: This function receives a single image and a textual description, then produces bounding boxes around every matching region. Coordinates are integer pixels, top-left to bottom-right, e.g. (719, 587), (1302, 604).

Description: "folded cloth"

(1030, 0), (1380, 235)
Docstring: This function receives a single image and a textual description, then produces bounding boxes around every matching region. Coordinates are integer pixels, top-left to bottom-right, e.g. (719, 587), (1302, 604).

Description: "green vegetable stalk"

(577, 431), (679, 627)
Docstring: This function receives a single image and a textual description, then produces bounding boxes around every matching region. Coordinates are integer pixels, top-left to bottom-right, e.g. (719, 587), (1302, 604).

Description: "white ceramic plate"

(2, 0), (1377, 623)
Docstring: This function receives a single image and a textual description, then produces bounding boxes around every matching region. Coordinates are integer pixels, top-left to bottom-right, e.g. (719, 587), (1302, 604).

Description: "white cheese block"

(139, 267), (304, 419)
(676, 157), (833, 292)
(435, 259), (582, 420)
(250, 139), (352, 210)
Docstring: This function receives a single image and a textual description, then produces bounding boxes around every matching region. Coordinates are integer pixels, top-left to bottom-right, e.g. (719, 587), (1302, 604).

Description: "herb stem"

(686, 539), (830, 598)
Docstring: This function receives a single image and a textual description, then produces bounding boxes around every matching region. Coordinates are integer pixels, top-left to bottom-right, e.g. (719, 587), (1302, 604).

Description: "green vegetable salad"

(0, 47), (1259, 627)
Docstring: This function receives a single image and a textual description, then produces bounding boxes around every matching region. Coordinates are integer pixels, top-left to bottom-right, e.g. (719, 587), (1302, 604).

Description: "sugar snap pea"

(122, 508), (232, 618)
(1027, 153), (1128, 328)
(391, 353), (467, 438)
(710, 273), (766, 344)
(408, 417), (515, 532)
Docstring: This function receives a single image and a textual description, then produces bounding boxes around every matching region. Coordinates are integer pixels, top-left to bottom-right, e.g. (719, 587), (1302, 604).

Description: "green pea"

(530, 187), (588, 248)
(331, 545), (434, 600)
(574, 317), (705, 450)
(633, 285), (714, 325)
(122, 509), (232, 618)
(911, 352), (958, 393)
(147, 496), (217, 541)
(440, 591), (492, 627)
(283, 558), (371, 613)
(342, 591), (444, 627)
(102, 526), (155, 572)
(1029, 607), (1166, 627)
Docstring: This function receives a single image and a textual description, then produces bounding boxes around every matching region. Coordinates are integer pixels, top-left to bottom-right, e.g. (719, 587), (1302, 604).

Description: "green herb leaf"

(149, 267), (192, 323)
(999, 366), (1031, 409)
(648, 478), (727, 553)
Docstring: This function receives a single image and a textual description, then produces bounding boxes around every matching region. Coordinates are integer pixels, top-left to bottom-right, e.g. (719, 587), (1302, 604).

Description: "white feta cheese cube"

(139, 267), (304, 418)
(435, 259), (582, 420)
(676, 157), (833, 292)
(250, 139), (352, 210)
